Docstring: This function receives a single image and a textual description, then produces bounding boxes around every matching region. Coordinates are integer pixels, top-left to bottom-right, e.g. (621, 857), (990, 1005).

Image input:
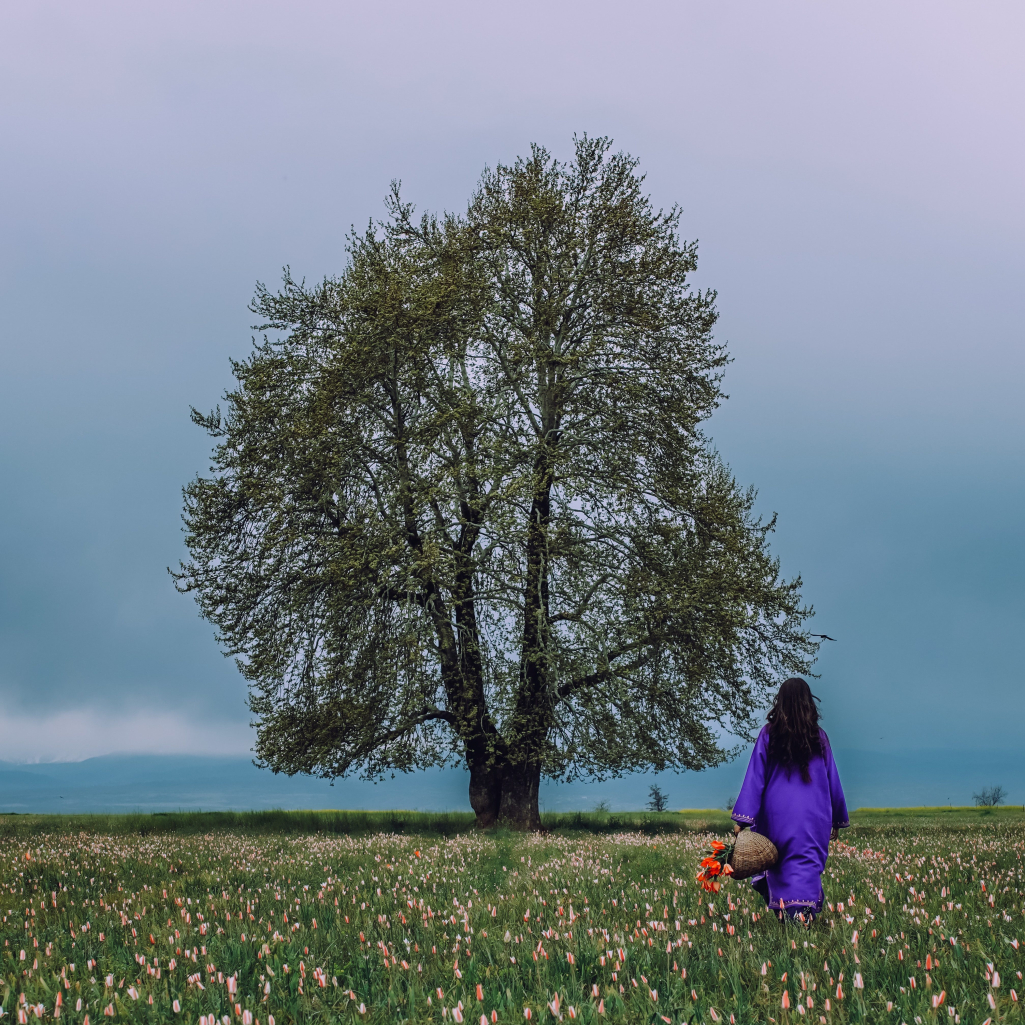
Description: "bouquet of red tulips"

(696, 838), (734, 892)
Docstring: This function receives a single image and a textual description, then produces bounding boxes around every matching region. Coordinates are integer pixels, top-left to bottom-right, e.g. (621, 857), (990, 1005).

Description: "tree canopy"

(175, 136), (817, 828)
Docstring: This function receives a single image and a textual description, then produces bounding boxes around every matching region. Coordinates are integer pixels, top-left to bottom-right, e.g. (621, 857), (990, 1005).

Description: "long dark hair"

(766, 677), (823, 783)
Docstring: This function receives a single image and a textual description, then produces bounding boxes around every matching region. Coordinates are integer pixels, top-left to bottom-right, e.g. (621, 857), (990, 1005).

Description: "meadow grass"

(0, 810), (734, 840)
(2, 812), (1023, 1023)
(850, 807), (1025, 828)
(0, 806), (1021, 838)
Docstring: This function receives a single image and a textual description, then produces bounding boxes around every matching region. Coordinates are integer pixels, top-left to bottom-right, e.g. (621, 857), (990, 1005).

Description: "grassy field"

(0, 810), (735, 841)
(1, 805), (1021, 839)
(2, 811), (1023, 1024)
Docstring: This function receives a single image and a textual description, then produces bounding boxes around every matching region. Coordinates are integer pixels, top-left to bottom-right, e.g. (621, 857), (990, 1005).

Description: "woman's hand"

(733, 823), (742, 836)
(830, 827), (838, 842)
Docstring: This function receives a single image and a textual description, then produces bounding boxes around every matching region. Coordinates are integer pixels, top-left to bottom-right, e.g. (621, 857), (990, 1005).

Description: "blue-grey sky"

(0, 0), (1022, 764)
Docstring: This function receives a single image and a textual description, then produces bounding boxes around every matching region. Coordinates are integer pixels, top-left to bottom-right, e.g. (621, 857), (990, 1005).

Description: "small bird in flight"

(810, 633), (837, 641)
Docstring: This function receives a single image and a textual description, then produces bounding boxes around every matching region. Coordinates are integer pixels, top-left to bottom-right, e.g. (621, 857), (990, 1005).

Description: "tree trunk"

(467, 755), (503, 828)
(497, 761), (542, 830)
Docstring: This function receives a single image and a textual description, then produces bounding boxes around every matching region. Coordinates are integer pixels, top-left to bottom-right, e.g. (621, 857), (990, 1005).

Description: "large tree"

(175, 137), (817, 829)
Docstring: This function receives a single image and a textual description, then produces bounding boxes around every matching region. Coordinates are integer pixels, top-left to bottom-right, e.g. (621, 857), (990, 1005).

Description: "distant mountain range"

(0, 748), (1020, 814)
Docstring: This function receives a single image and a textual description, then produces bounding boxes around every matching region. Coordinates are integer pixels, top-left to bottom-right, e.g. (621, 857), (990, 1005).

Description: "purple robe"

(731, 725), (848, 914)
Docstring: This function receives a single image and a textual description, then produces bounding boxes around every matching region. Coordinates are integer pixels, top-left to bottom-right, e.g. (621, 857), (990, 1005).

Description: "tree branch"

(372, 706), (458, 748)
(555, 642), (657, 702)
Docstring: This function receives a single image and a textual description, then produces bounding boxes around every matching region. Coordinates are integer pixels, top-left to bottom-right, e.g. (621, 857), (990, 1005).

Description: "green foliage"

(4, 821), (1025, 1024)
(175, 136), (817, 826)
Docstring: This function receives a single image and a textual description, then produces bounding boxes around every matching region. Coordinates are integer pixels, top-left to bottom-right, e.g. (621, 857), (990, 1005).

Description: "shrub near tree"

(175, 137), (818, 830)
(973, 785), (1007, 807)
(647, 785), (670, 813)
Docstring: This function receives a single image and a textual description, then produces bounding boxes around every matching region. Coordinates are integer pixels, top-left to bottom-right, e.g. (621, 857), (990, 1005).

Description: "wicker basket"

(728, 829), (778, 880)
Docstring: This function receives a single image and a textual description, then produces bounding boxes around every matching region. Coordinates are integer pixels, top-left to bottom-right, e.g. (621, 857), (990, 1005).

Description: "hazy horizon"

(0, 747), (1019, 813)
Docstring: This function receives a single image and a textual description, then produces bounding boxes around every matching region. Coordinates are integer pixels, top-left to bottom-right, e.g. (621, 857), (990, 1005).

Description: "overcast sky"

(0, 0), (1022, 763)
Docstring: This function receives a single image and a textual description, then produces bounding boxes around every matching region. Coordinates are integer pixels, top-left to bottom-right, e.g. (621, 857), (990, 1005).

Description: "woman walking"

(731, 677), (849, 920)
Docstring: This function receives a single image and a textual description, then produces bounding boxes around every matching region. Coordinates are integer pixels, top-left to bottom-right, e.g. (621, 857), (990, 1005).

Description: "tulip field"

(1, 818), (1023, 1024)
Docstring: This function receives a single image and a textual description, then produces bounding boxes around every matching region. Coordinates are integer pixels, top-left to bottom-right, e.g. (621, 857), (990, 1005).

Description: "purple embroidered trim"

(732, 813), (755, 824)
(765, 888), (824, 910)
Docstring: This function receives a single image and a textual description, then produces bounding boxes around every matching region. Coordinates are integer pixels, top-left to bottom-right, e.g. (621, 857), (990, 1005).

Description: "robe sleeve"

(731, 727), (769, 827)
(822, 731), (849, 828)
